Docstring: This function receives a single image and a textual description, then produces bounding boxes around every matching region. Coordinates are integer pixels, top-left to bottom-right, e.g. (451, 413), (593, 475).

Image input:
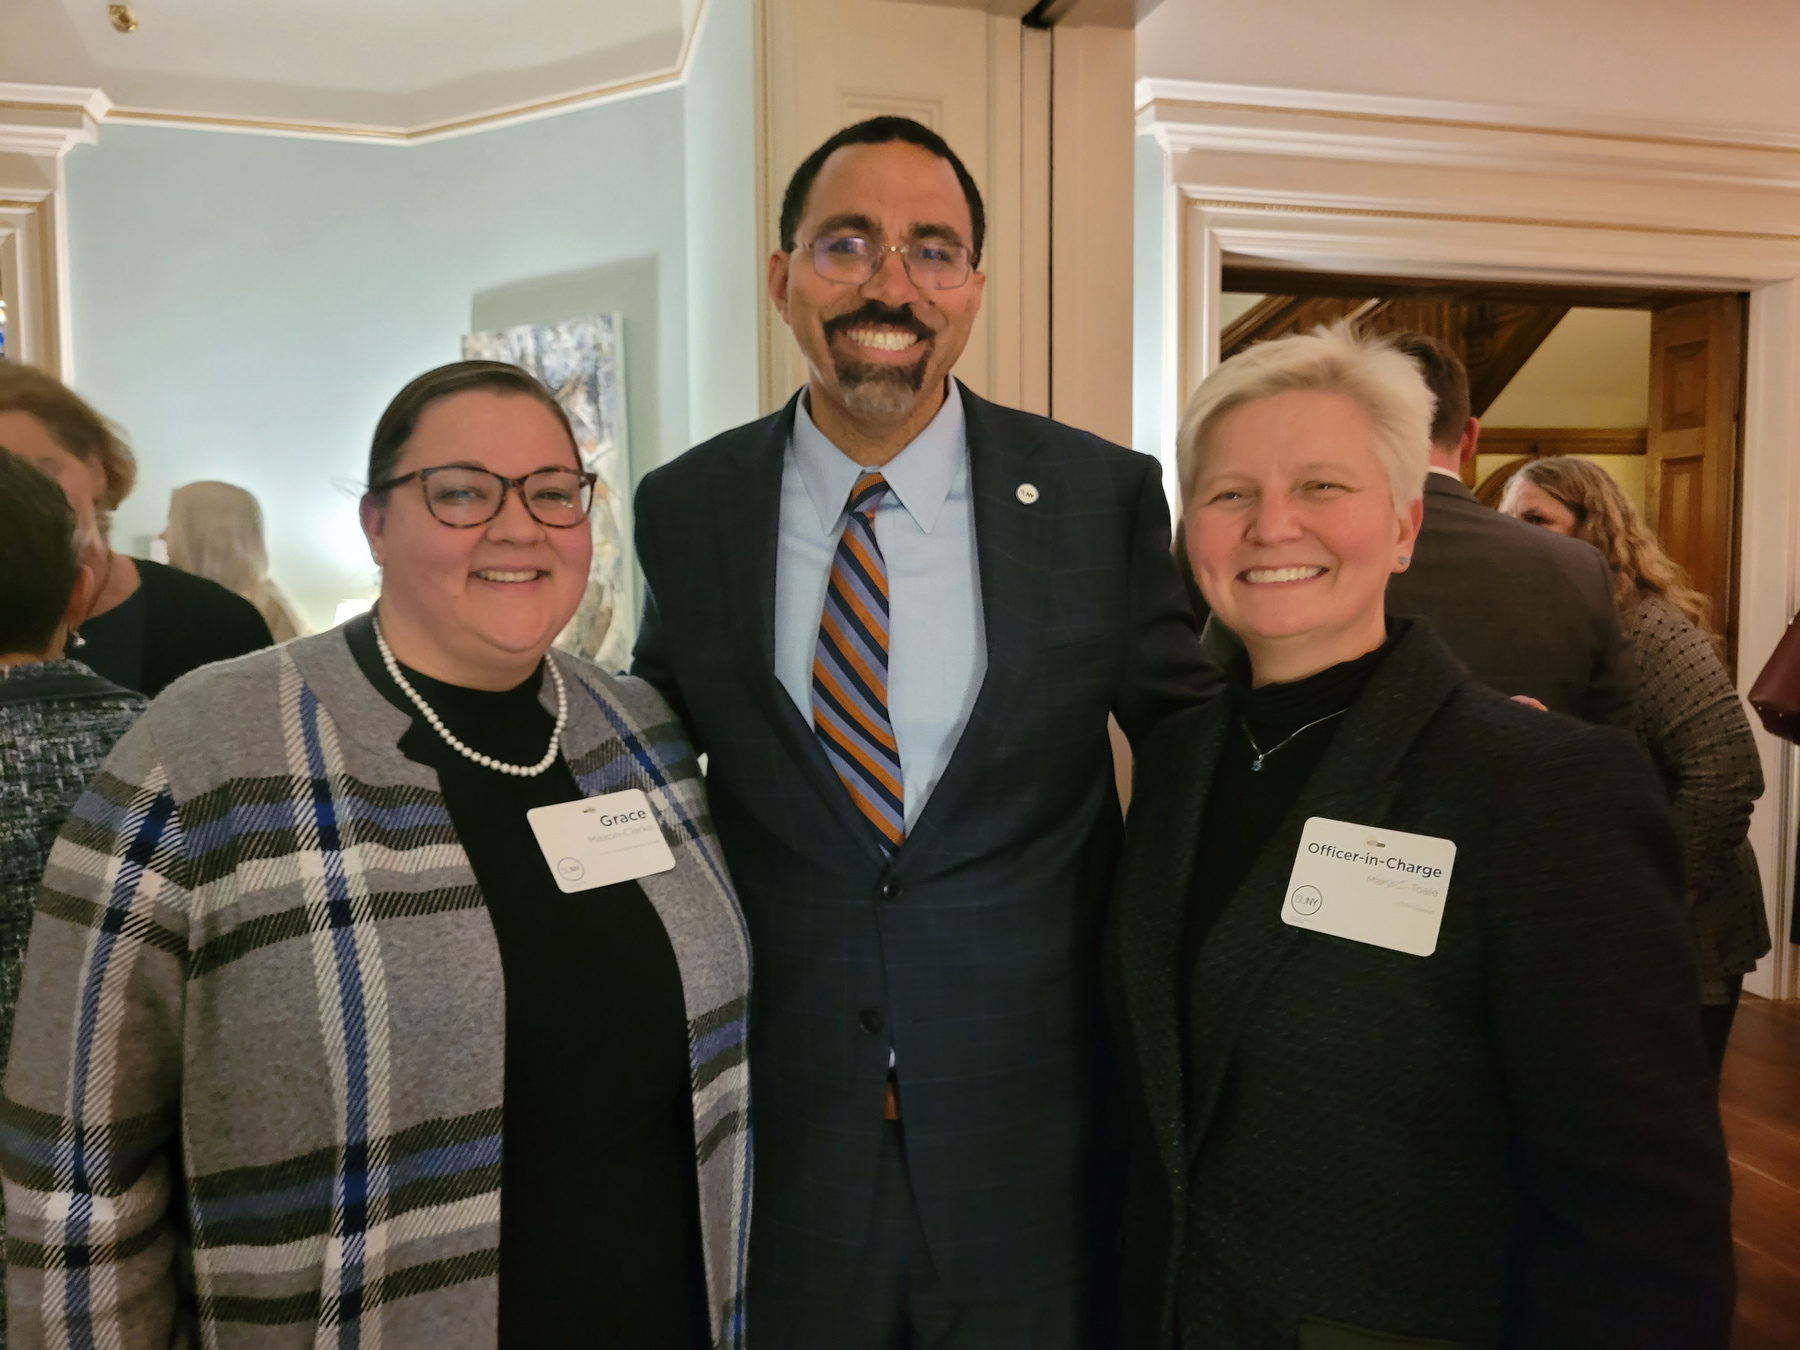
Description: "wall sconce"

(108, 5), (139, 34)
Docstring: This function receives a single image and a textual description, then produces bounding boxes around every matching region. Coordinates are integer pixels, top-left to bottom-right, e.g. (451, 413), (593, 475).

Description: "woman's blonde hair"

(1176, 322), (1434, 513)
(1505, 456), (1712, 633)
(166, 481), (309, 643)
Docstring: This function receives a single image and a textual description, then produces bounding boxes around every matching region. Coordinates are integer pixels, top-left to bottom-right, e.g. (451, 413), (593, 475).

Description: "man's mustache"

(822, 302), (934, 343)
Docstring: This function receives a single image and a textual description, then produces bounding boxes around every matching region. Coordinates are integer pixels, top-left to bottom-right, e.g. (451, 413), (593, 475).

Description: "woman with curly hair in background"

(1504, 455), (1770, 1072)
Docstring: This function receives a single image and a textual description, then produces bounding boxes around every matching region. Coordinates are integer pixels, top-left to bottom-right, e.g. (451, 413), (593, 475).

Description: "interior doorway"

(1220, 265), (1750, 667)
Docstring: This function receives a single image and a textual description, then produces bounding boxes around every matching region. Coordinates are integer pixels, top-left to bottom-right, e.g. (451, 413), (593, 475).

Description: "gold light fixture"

(108, 5), (139, 34)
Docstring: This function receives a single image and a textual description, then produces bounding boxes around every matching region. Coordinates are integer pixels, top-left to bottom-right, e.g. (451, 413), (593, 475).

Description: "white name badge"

(526, 789), (676, 893)
(1280, 816), (1457, 957)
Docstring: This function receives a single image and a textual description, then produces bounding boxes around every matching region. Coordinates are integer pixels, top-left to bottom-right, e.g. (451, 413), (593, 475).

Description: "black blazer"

(632, 384), (1214, 1300)
(1106, 623), (1733, 1350)
(1385, 474), (1633, 726)
(78, 560), (274, 698)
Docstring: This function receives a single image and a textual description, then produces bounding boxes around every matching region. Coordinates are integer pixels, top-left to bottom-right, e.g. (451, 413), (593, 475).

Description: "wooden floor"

(1722, 995), (1800, 1349)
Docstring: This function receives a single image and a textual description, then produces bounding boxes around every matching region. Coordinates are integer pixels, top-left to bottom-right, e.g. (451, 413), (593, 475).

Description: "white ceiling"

(1, 0), (701, 130)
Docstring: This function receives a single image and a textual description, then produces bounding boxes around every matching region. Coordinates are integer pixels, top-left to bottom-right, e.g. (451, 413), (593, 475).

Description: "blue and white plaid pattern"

(1, 635), (752, 1350)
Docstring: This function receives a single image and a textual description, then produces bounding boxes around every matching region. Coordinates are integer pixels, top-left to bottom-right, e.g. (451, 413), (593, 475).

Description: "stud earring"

(1397, 554), (1410, 567)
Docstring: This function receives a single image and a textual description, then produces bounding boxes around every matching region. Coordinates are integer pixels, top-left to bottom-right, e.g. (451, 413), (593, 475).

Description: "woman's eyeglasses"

(372, 465), (598, 529)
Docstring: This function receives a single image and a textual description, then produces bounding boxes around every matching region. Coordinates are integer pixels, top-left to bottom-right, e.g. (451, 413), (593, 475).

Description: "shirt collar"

(1427, 465), (1465, 481)
(791, 378), (967, 536)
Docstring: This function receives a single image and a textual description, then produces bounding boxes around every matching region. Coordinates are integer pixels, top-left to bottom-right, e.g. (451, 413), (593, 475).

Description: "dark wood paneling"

(1722, 996), (1800, 1350)
(1478, 427), (1648, 458)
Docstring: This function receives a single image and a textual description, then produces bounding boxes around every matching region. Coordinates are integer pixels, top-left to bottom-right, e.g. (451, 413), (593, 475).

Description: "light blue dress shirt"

(774, 380), (987, 833)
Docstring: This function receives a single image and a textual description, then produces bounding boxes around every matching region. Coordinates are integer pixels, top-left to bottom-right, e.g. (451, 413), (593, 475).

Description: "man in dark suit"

(631, 117), (1211, 1348)
(1385, 332), (1634, 724)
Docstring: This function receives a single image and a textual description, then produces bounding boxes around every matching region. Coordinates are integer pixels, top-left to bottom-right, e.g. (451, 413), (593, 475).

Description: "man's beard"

(823, 302), (934, 415)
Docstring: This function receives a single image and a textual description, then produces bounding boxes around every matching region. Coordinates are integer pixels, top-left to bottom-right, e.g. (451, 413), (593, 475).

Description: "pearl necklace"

(373, 616), (568, 777)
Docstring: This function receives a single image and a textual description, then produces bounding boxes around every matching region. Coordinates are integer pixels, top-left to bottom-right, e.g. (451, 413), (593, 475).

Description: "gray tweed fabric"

(1625, 595), (1771, 1002)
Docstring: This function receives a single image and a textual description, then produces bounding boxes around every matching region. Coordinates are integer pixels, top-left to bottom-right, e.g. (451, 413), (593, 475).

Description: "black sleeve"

(1112, 458), (1218, 746)
(628, 476), (695, 745)
(1485, 725), (1734, 1347)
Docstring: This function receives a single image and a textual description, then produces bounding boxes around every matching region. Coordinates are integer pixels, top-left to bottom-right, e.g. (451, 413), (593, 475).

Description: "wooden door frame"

(1143, 80), (1800, 997)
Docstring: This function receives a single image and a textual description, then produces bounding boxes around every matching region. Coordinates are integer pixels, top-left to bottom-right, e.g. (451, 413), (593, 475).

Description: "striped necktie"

(813, 471), (905, 854)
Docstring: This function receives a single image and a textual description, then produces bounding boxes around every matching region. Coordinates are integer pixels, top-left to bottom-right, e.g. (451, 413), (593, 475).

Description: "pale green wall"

(683, 0), (763, 443)
(63, 91), (690, 632)
(1132, 133), (1166, 464)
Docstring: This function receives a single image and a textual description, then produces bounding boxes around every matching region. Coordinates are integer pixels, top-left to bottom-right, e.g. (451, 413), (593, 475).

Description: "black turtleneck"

(345, 613), (707, 1349)
(1181, 622), (1403, 982)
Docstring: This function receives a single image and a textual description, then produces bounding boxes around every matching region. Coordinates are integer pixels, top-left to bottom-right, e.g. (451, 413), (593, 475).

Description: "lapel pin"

(1015, 483), (1040, 505)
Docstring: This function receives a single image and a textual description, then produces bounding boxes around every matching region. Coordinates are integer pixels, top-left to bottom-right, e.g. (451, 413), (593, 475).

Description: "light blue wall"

(683, 0), (763, 442)
(63, 91), (689, 632)
(1132, 133), (1167, 464)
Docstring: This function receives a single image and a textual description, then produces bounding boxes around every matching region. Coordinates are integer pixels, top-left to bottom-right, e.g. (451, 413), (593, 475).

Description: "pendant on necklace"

(1251, 756), (1265, 772)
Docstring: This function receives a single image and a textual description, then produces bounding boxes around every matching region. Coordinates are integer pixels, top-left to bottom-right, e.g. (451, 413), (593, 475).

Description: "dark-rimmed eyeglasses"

(800, 232), (973, 291)
(372, 465), (598, 529)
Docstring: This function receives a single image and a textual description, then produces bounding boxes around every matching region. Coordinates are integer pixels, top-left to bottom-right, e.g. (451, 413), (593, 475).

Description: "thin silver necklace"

(1242, 708), (1348, 773)
(373, 615), (568, 777)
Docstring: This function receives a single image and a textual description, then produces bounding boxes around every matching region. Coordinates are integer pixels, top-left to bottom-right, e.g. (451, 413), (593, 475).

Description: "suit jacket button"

(859, 1009), (885, 1035)
(878, 877), (902, 902)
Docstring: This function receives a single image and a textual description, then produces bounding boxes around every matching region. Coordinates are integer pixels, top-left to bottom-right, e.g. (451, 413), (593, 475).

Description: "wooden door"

(1646, 295), (1745, 658)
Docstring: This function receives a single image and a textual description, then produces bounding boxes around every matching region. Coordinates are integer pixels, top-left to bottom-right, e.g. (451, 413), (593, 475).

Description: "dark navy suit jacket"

(631, 383), (1214, 1304)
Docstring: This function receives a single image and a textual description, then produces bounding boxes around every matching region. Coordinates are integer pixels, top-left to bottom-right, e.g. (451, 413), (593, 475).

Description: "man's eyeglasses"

(372, 465), (598, 529)
(800, 233), (973, 291)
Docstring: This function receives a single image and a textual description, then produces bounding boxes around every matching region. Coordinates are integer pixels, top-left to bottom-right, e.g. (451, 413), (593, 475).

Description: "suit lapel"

(1113, 700), (1233, 1192)
(1183, 625), (1467, 1161)
(901, 388), (1052, 859)
(713, 395), (893, 862)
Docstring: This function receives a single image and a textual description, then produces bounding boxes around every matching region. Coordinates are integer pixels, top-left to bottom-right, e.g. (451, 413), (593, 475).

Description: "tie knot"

(848, 472), (889, 518)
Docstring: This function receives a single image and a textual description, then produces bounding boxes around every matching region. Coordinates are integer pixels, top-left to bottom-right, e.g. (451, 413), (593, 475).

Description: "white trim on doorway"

(1140, 78), (1800, 999)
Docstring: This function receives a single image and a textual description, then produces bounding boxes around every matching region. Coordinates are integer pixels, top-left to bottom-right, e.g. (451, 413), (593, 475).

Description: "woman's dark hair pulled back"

(365, 361), (579, 496)
(0, 446), (83, 657)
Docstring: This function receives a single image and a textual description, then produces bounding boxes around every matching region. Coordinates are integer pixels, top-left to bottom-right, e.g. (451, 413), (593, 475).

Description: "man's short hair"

(0, 445), (83, 657)
(779, 116), (986, 268)
(1391, 331), (1471, 450)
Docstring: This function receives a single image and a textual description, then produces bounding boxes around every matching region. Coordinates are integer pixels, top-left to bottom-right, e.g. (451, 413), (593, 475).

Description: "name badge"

(1281, 816), (1456, 956)
(526, 789), (676, 893)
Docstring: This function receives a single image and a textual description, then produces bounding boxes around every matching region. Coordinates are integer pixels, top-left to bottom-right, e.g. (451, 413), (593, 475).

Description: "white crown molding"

(1135, 77), (1800, 195)
(0, 84), (112, 157)
(0, 1), (711, 148)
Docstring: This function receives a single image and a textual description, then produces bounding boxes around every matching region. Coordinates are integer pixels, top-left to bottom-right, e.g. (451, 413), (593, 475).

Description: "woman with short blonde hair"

(1177, 322), (1433, 513)
(1503, 455), (1769, 1070)
(1108, 327), (1732, 1349)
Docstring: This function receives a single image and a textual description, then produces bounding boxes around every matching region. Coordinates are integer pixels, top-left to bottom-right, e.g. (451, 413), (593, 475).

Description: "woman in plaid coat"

(1, 363), (752, 1349)
(1504, 455), (1771, 1073)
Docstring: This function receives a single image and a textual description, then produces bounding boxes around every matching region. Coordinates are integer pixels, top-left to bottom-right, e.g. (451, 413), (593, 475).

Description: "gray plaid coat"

(1625, 595), (1771, 1003)
(1, 631), (751, 1349)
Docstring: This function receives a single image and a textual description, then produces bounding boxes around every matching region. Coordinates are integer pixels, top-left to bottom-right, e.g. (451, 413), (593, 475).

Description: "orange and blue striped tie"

(813, 472), (905, 854)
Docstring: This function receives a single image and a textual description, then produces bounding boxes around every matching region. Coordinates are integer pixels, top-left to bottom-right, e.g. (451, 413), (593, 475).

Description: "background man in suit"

(1382, 331), (1634, 723)
(631, 117), (1211, 1348)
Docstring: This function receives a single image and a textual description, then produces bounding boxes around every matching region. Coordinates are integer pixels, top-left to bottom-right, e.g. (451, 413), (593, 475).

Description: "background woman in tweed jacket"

(1505, 455), (1770, 1072)
(1, 363), (752, 1349)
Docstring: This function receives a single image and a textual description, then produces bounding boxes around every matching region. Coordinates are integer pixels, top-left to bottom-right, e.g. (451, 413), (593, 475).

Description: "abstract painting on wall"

(463, 314), (631, 670)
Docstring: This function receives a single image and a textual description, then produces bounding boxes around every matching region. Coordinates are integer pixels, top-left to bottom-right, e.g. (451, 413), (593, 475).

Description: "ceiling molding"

(0, 0), (710, 148)
(1135, 78), (1800, 157)
(1136, 79), (1800, 198)
(103, 62), (686, 146)
(0, 83), (112, 157)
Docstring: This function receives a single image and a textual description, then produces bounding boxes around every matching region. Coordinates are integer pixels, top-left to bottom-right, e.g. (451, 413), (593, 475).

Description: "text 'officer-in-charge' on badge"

(526, 788), (677, 894)
(1280, 816), (1457, 957)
